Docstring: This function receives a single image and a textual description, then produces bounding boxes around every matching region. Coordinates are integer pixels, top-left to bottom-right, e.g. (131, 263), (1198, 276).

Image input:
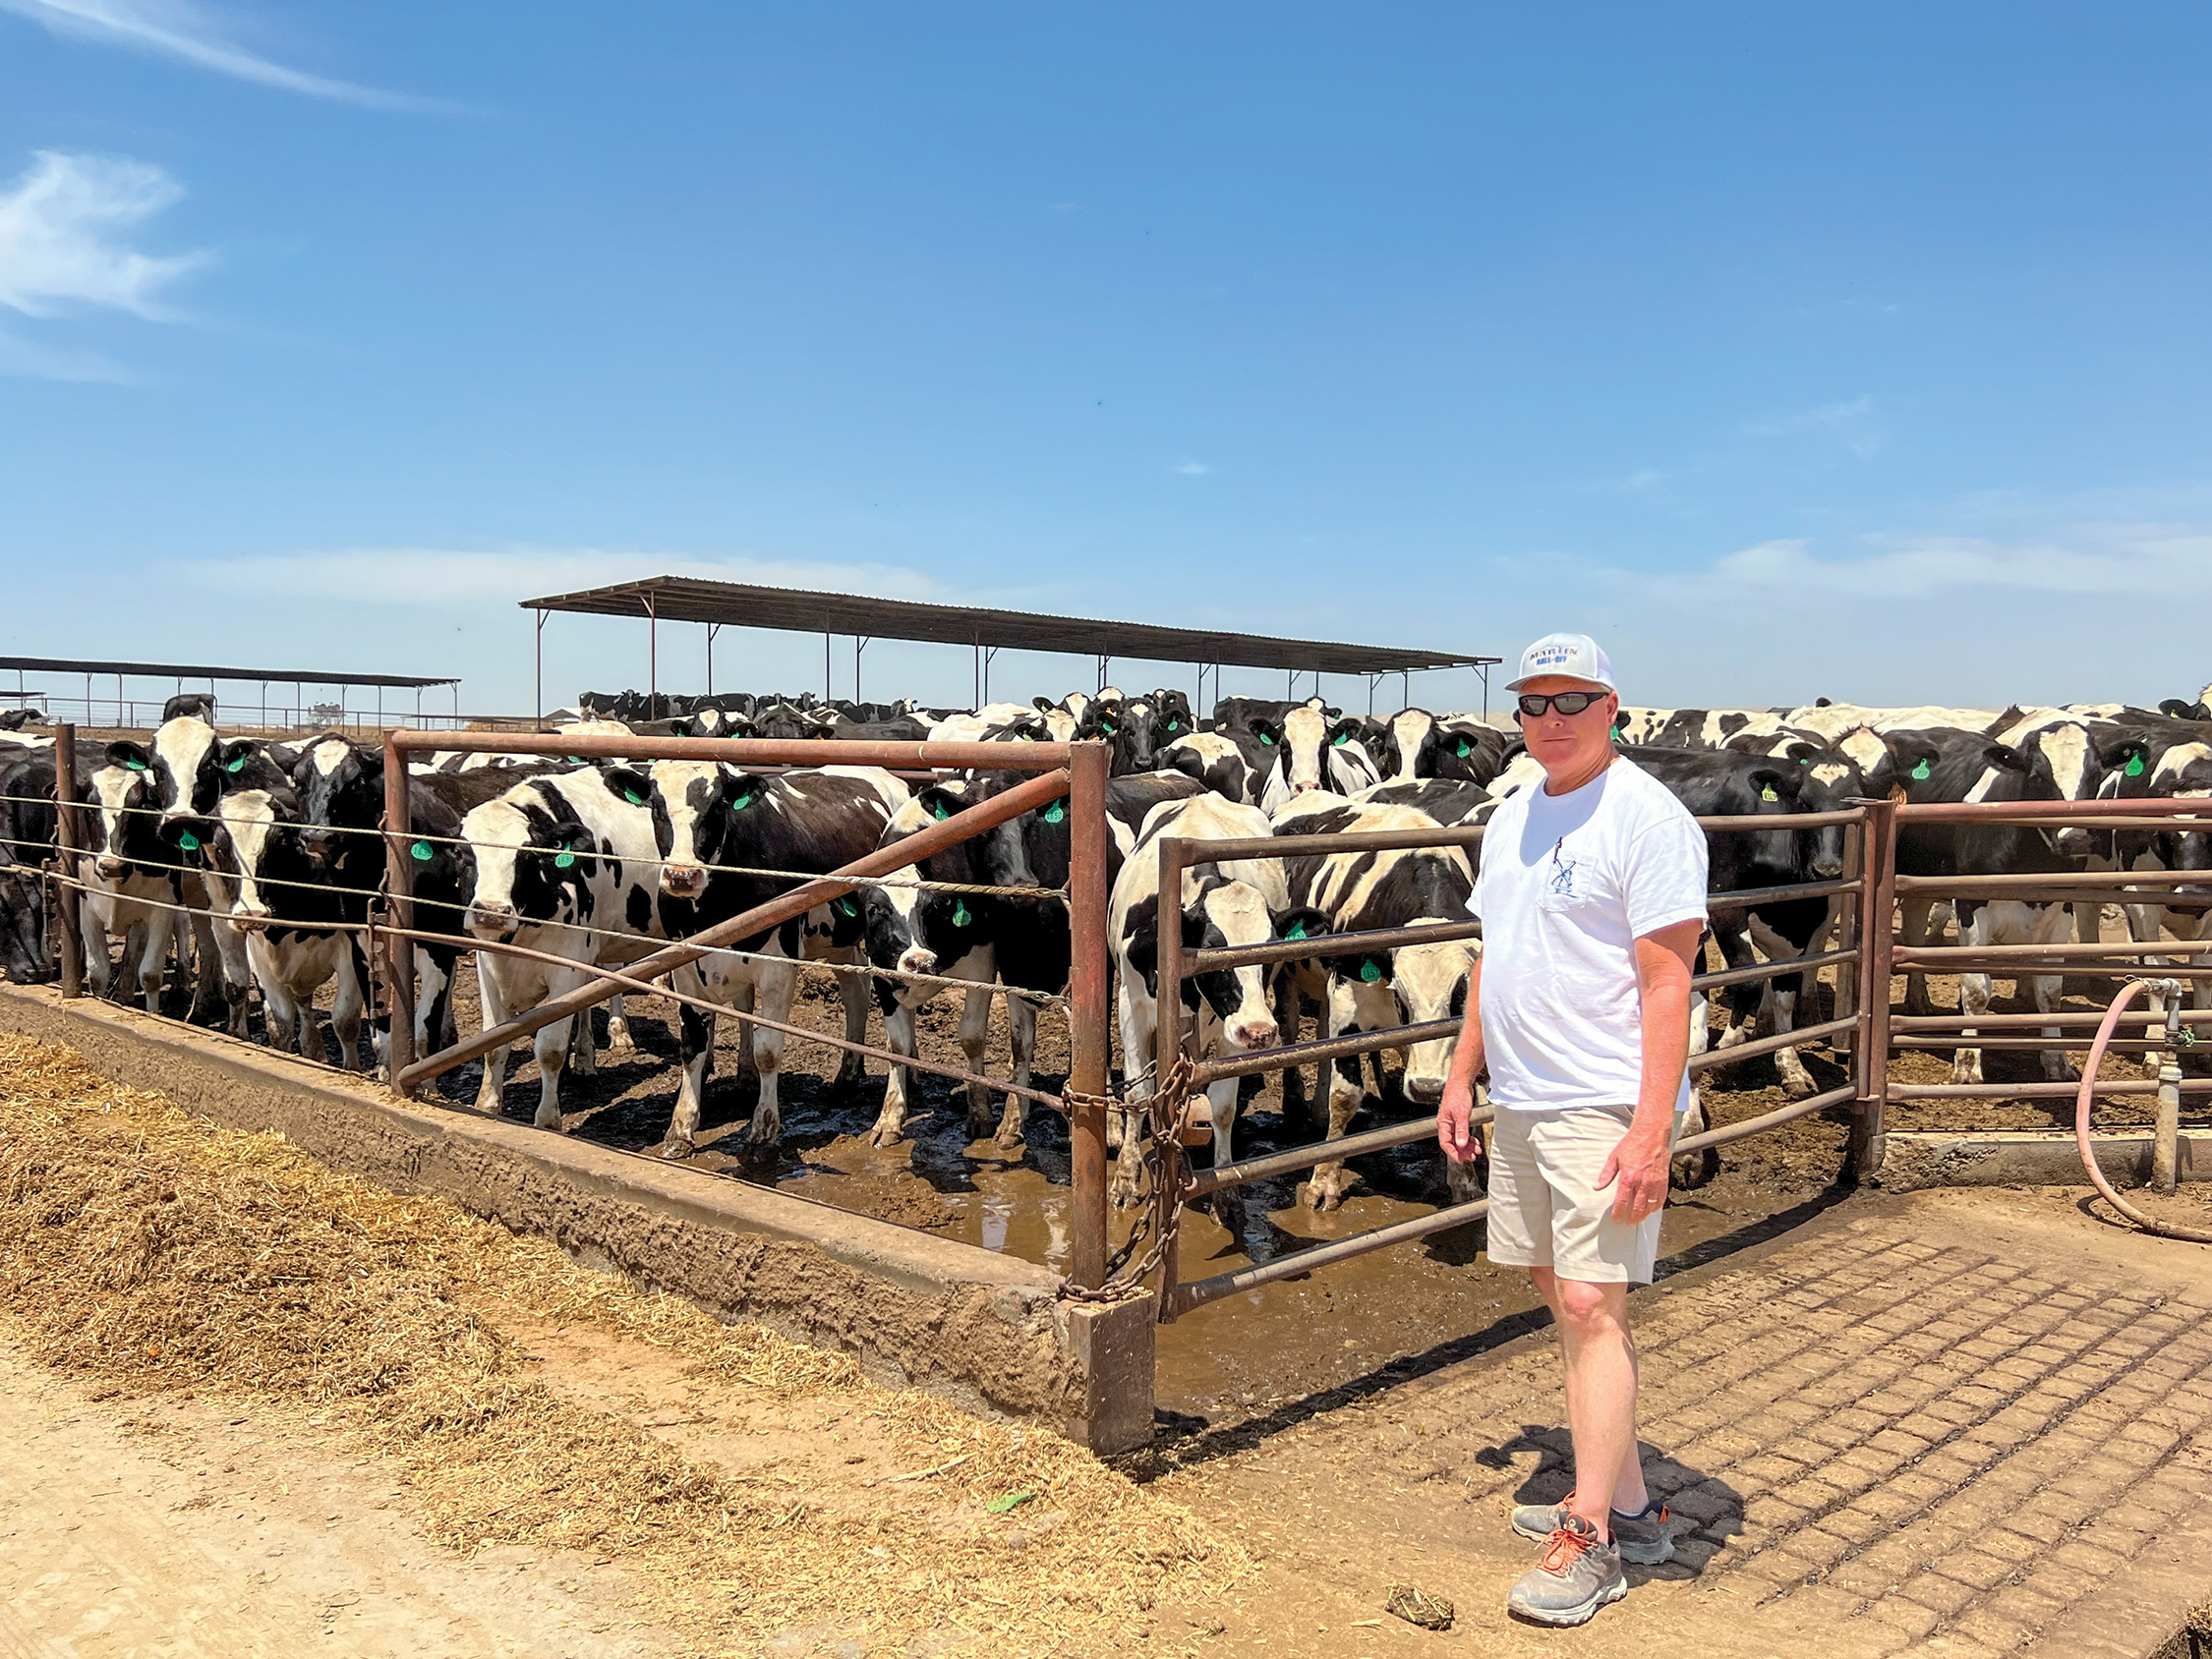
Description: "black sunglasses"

(1517, 691), (1610, 717)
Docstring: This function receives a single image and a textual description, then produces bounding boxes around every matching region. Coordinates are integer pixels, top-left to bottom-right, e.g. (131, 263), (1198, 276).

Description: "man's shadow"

(1476, 1425), (1745, 1581)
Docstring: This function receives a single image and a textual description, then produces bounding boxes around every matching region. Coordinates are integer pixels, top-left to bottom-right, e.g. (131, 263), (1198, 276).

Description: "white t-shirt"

(1470, 757), (1710, 1113)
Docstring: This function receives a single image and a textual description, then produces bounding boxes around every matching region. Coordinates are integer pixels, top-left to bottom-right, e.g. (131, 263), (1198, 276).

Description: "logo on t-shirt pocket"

(1540, 839), (1588, 912)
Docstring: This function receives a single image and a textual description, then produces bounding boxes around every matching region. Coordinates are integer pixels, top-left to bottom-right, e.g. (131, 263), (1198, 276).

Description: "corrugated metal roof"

(0, 656), (458, 688)
(520, 577), (1495, 677)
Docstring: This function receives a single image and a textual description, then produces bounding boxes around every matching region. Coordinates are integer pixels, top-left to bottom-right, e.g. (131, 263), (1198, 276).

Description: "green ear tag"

(411, 839), (434, 862)
(670, 723), (688, 737)
(1911, 759), (1932, 781)
(554, 850), (576, 869)
(1333, 732), (1350, 746)
(1761, 785), (1778, 802)
(2127, 753), (2147, 777)
(1043, 801), (1066, 824)
(732, 792), (754, 810)
(952, 901), (971, 927)
(1285, 920), (1307, 940)
(622, 789), (645, 806)
(930, 799), (952, 821)
(1455, 739), (1472, 757)
(1359, 959), (1383, 983)
(1259, 731), (1276, 745)
(178, 830), (201, 852)
(225, 755), (246, 773)
(1164, 719), (1180, 732)
(1799, 756), (1813, 766)
(124, 757), (147, 772)
(835, 897), (856, 917)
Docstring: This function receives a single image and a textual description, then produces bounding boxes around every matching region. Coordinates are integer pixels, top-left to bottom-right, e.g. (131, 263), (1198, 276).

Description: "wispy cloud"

(1711, 524), (2212, 599)
(196, 546), (950, 608)
(1172, 460), (1213, 477)
(0, 150), (209, 321)
(0, 0), (458, 112)
(1743, 393), (1884, 457)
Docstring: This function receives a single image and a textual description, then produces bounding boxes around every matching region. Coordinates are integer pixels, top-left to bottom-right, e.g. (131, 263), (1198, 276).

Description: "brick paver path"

(1163, 1194), (2212, 1657)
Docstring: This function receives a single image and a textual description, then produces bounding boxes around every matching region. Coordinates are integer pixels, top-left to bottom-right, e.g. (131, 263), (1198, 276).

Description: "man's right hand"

(1438, 1074), (1481, 1164)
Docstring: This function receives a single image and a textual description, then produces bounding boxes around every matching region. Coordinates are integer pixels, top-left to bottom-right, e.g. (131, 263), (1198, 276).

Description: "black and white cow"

(1108, 794), (1325, 1206)
(1076, 689), (1198, 776)
(1163, 731), (1257, 804)
(74, 760), (185, 1011)
(1250, 704), (1382, 813)
(1271, 801), (1481, 1210)
(204, 785), (373, 1066)
(1353, 775), (1492, 825)
(2091, 733), (2212, 1043)
(615, 760), (907, 1157)
(459, 768), (669, 1126)
(1886, 727), (2077, 1085)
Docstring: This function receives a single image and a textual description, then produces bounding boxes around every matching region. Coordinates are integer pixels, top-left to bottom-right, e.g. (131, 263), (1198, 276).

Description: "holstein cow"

(1076, 689), (1198, 776)
(1163, 731), (1257, 804)
(459, 768), (669, 1125)
(1107, 794), (1325, 1207)
(205, 786), (373, 1066)
(1625, 746), (1851, 1119)
(75, 760), (185, 1011)
(1250, 705), (1383, 813)
(2093, 732), (2212, 1043)
(1271, 801), (1482, 1210)
(615, 761), (906, 1157)
(1886, 727), (2077, 1085)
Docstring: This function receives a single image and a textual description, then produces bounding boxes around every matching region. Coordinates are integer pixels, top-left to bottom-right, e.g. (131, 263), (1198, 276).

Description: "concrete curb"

(1881, 1127), (2212, 1190)
(0, 983), (1156, 1453)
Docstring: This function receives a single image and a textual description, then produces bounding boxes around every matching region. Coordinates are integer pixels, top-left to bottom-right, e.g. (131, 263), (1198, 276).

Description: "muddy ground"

(102, 902), (2187, 1441)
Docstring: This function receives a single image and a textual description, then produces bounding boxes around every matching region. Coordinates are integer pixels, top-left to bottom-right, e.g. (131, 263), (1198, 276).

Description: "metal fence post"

(1831, 807), (1865, 1061)
(381, 734), (418, 1094)
(51, 721), (83, 1000)
(1851, 796), (1898, 1179)
(1153, 835), (1191, 1315)
(1066, 739), (1112, 1291)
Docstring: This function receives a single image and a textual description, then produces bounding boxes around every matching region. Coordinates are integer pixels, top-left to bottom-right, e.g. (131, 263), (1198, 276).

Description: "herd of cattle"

(1, 679), (2209, 1212)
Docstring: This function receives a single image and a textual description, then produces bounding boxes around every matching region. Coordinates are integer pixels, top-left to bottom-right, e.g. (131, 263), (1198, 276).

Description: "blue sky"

(3, 3), (2208, 715)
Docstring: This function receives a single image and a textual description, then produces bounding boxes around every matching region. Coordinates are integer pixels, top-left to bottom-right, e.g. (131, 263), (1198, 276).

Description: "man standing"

(1437, 632), (1709, 1628)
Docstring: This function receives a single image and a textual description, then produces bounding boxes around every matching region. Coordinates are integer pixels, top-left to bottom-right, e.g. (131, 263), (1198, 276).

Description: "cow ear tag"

(554, 849), (577, 869)
(622, 789), (645, 806)
(178, 830), (200, 852)
(1284, 920), (1308, 940)
(1456, 739), (1472, 757)
(732, 792), (754, 810)
(953, 901), (971, 927)
(411, 839), (434, 862)
(835, 896), (856, 917)
(1911, 759), (1932, 780)
(2127, 753), (2147, 777)
(1359, 959), (1383, 983)
(930, 798), (952, 821)
(1761, 785), (1778, 802)
(1259, 731), (1276, 745)
(1043, 801), (1065, 824)
(225, 755), (247, 773)
(124, 757), (146, 772)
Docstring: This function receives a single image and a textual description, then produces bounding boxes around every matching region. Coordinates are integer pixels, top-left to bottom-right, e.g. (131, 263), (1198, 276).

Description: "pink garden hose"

(2074, 978), (2212, 1243)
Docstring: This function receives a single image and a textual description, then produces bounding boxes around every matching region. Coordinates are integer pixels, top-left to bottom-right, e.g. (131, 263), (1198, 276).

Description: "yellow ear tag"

(1761, 785), (1778, 802)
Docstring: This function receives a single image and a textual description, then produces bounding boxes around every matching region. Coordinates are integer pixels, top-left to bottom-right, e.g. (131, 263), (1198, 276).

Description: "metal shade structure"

(520, 575), (1498, 715)
(0, 656), (460, 730)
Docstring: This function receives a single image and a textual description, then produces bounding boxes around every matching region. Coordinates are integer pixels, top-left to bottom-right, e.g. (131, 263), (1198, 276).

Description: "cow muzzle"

(1226, 1013), (1279, 1050)
(898, 947), (938, 978)
(234, 903), (272, 935)
(659, 864), (708, 898)
(468, 900), (518, 938)
(1403, 1071), (1447, 1106)
(94, 855), (127, 881)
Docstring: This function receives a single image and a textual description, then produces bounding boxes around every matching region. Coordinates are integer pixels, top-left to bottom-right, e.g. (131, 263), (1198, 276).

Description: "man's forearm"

(1632, 983), (1691, 1137)
(1445, 955), (1484, 1090)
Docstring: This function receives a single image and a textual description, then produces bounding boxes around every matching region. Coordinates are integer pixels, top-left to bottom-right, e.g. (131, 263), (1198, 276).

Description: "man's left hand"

(1596, 1129), (1671, 1224)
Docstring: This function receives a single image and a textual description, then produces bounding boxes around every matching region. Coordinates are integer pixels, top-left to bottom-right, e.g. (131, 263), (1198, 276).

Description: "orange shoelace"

(1540, 1523), (1600, 1574)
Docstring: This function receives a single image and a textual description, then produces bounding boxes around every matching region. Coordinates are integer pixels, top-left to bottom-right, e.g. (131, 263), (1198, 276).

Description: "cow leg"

(745, 962), (798, 1152)
(663, 963), (718, 1156)
(1272, 973), (1309, 1123)
(868, 1001), (921, 1148)
(995, 994), (1037, 1149)
(79, 896), (114, 1000)
(1900, 894), (1940, 1016)
(330, 948), (366, 1072)
(1709, 918), (1761, 1054)
(960, 987), (995, 1136)
(831, 962), (870, 1091)
(531, 1014), (573, 1129)
(2030, 903), (2079, 1083)
(1111, 982), (1153, 1209)
(1950, 903), (1993, 1086)
(473, 963), (512, 1115)
(1748, 912), (1816, 1098)
(414, 945), (455, 1067)
(569, 1005), (597, 1076)
(1305, 981), (1367, 1211)
(258, 971), (302, 1056)
(1671, 1088), (1717, 1189)
(1444, 1097), (1488, 1205)
(605, 992), (635, 1052)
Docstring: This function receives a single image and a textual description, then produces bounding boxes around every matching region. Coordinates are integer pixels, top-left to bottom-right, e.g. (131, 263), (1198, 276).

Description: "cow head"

(460, 787), (600, 940)
(1380, 710), (1438, 784)
(84, 763), (159, 883)
(1381, 931), (1480, 1104)
(206, 789), (309, 934)
(291, 736), (383, 871)
(612, 761), (763, 902)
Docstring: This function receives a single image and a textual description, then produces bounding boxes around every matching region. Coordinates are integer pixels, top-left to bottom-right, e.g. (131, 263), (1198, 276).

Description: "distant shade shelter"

(519, 576), (1500, 716)
(0, 655), (461, 730)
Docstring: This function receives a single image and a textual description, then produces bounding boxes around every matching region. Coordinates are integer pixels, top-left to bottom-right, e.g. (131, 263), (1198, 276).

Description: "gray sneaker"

(1510, 1494), (1674, 1565)
(1507, 1514), (1628, 1628)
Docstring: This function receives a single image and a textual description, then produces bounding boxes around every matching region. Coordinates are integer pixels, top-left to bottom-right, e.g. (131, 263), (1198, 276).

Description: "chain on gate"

(1056, 1053), (1202, 1306)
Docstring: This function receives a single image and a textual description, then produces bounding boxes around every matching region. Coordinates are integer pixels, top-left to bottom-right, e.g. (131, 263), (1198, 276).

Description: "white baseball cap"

(1506, 632), (1616, 694)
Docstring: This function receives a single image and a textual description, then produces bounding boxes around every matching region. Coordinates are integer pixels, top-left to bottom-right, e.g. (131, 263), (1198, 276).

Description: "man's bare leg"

(1531, 1267), (1647, 1532)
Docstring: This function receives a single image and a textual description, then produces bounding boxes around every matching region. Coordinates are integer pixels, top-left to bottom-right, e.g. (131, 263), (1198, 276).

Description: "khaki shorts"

(1484, 1105), (1668, 1285)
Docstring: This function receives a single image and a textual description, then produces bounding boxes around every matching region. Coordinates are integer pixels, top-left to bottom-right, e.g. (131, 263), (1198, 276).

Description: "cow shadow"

(1478, 1424), (1743, 1580)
